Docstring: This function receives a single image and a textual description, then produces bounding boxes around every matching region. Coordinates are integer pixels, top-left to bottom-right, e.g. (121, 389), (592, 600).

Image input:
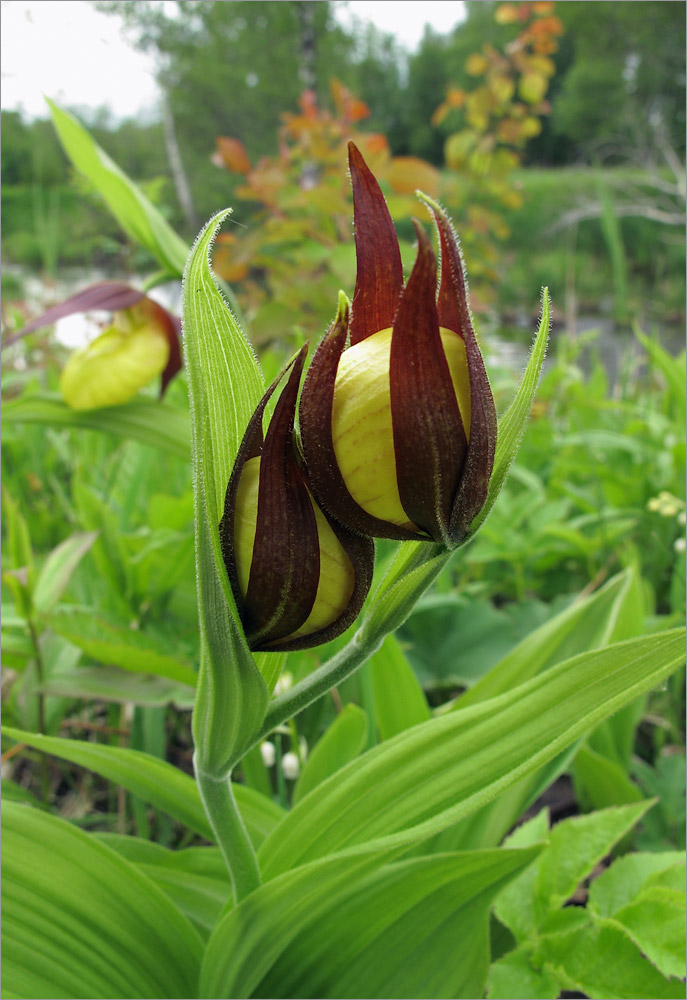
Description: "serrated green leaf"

(258, 630), (684, 879)
(487, 946), (561, 1000)
(610, 886), (686, 979)
(2, 393), (190, 457)
(183, 210), (268, 775)
(589, 851), (686, 918)
(495, 802), (652, 941)
(541, 921), (685, 999)
(369, 633), (431, 740)
(1, 726), (284, 848)
(2, 801), (202, 999)
(48, 100), (189, 275)
(293, 704), (368, 804)
(470, 288), (550, 536)
(33, 532), (98, 615)
(255, 848), (540, 1000)
(535, 800), (652, 913)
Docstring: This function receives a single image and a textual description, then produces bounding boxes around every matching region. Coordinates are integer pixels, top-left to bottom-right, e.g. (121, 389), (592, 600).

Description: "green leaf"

(255, 848), (541, 1000)
(47, 608), (197, 686)
(610, 886), (686, 980)
(495, 801), (652, 941)
(97, 835), (231, 942)
(2, 393), (190, 457)
(541, 921), (685, 999)
(258, 630), (684, 879)
(200, 852), (393, 1000)
(572, 741), (644, 808)
(470, 288), (550, 536)
(38, 664), (196, 708)
(369, 633), (431, 740)
(589, 851), (687, 980)
(48, 100), (189, 275)
(2, 800), (201, 999)
(183, 210), (268, 775)
(293, 704), (368, 804)
(33, 532), (98, 615)
(634, 324), (686, 426)
(1, 726), (285, 848)
(534, 800), (651, 914)
(589, 851), (686, 918)
(487, 946), (561, 1000)
(457, 567), (635, 709)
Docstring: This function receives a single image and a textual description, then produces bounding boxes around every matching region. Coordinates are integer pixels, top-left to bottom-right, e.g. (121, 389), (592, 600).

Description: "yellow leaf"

(387, 157), (440, 197)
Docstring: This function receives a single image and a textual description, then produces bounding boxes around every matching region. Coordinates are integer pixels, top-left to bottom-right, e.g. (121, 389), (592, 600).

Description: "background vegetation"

(1, 3), (685, 997)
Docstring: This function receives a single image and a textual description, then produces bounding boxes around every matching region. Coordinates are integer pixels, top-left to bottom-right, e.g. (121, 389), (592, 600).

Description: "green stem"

(195, 763), (261, 903)
(250, 544), (451, 752)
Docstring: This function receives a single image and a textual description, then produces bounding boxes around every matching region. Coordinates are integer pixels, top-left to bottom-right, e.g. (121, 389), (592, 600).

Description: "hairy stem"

(196, 763), (261, 903)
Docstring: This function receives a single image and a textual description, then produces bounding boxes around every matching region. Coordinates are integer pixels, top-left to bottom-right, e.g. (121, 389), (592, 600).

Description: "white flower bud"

(260, 741), (276, 768)
(281, 751), (300, 780)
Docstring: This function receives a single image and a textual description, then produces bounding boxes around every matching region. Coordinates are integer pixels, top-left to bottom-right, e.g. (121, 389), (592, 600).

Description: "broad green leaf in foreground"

(259, 629), (684, 878)
(48, 100), (189, 276)
(252, 848), (541, 1000)
(2, 801), (202, 1000)
(183, 210), (267, 776)
(200, 852), (392, 1000)
(1, 727), (284, 848)
(97, 835), (232, 941)
(2, 393), (190, 458)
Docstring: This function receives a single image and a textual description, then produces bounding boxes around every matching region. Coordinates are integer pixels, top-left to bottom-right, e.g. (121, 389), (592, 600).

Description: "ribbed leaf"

(183, 210), (268, 775)
(293, 704), (368, 804)
(1, 727), (284, 848)
(97, 835), (231, 941)
(457, 568), (636, 709)
(369, 633), (431, 739)
(2, 801), (202, 999)
(48, 100), (189, 276)
(2, 393), (189, 457)
(200, 852), (394, 1000)
(258, 629), (684, 878)
(253, 848), (540, 1000)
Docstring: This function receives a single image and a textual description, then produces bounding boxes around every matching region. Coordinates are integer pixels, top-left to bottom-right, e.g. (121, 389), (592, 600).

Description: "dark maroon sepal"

(348, 142), (404, 346)
(428, 205), (498, 544)
(265, 513), (374, 653)
(220, 346), (321, 650)
(156, 310), (182, 398)
(2, 282), (145, 349)
(299, 299), (423, 542)
(390, 223), (467, 546)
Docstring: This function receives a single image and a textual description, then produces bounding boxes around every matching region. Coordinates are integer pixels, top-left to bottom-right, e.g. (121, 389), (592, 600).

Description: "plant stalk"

(195, 763), (262, 903)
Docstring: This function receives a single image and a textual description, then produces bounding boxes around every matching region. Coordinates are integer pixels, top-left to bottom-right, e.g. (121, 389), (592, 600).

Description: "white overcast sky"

(1, 0), (465, 121)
